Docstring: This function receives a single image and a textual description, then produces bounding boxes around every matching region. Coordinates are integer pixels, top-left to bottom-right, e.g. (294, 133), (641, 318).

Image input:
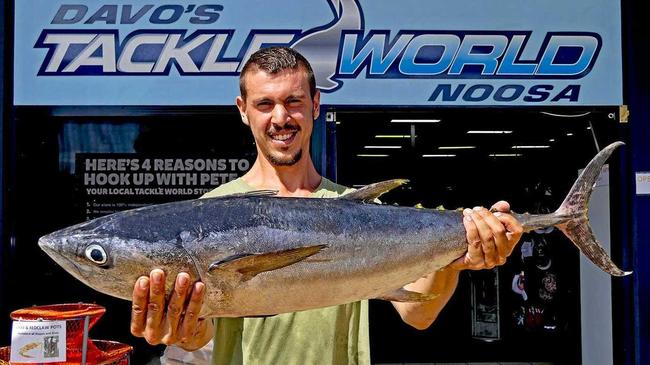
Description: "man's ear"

(236, 96), (249, 126)
(312, 89), (321, 120)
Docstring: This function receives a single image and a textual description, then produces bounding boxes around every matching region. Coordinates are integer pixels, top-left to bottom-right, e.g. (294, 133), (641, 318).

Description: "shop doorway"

(333, 107), (623, 364)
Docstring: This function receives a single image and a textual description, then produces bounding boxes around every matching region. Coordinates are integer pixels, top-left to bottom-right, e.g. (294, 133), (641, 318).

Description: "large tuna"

(38, 142), (631, 318)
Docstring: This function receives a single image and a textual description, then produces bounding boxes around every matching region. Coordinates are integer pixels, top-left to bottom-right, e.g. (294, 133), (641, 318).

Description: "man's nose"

(271, 104), (290, 125)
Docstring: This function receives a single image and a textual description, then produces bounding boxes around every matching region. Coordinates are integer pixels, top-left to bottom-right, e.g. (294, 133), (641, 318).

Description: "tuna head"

(38, 215), (201, 301)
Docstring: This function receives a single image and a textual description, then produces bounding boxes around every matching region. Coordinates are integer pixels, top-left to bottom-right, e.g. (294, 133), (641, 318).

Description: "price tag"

(10, 320), (66, 363)
(637, 172), (650, 195)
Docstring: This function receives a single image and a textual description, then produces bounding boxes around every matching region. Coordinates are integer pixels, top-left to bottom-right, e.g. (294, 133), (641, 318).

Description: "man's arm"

(393, 202), (523, 330)
(130, 270), (214, 351)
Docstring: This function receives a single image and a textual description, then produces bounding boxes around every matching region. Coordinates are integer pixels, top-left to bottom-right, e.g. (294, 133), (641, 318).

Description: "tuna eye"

(85, 244), (107, 265)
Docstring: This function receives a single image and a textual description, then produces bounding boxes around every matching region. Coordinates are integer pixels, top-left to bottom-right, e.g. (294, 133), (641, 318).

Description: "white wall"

(581, 165), (613, 365)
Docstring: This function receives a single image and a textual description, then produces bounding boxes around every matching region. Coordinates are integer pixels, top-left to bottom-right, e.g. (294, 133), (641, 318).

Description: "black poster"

(75, 153), (251, 219)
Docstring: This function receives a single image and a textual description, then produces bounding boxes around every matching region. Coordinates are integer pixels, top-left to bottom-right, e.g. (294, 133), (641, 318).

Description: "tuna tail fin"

(553, 141), (631, 276)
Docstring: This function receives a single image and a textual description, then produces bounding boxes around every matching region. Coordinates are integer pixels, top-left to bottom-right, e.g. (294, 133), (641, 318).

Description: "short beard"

(267, 149), (303, 166)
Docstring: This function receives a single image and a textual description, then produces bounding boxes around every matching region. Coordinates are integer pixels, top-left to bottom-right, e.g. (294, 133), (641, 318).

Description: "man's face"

(236, 66), (320, 166)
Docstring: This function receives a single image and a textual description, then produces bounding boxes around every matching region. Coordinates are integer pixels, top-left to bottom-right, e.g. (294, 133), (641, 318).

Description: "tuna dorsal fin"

(340, 179), (408, 202)
(376, 288), (438, 302)
(208, 245), (327, 281)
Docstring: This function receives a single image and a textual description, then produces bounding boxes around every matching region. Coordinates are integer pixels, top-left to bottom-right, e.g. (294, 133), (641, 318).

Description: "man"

(130, 47), (523, 364)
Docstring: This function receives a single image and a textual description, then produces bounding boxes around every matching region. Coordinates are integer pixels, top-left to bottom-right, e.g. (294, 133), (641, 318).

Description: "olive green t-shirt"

(201, 177), (370, 365)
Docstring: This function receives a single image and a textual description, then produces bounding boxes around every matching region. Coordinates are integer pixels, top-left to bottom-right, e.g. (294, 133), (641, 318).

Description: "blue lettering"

(497, 35), (537, 75)
(338, 31), (599, 80)
(52, 5), (88, 24)
(150, 5), (184, 24)
(494, 84), (525, 101)
(551, 85), (580, 101)
(399, 35), (459, 75)
(190, 5), (223, 24)
(339, 32), (412, 75)
(524, 85), (553, 103)
(428, 84), (466, 101)
(84, 5), (118, 24)
(427, 84), (579, 103)
(450, 35), (508, 75)
(538, 35), (598, 76)
(35, 30), (297, 76)
(53, 5), (211, 25)
(463, 84), (494, 101)
(120, 5), (154, 25)
(523, 84), (553, 102)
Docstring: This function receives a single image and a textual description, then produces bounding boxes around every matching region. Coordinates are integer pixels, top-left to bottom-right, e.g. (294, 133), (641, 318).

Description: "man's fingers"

(494, 212), (524, 251)
(454, 202), (523, 272)
(179, 282), (205, 341)
(490, 200), (510, 213)
(130, 276), (149, 336)
(161, 273), (191, 345)
(490, 201), (523, 259)
(130, 271), (205, 347)
(478, 209), (509, 266)
(470, 207), (498, 268)
(144, 269), (166, 344)
(168, 273), (191, 325)
(462, 209), (483, 269)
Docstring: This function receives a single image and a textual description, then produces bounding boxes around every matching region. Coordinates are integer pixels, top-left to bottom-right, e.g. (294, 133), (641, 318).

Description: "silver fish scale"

(176, 197), (469, 316)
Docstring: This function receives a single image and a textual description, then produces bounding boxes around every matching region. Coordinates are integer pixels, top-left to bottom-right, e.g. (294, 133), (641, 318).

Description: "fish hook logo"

(291, 0), (364, 92)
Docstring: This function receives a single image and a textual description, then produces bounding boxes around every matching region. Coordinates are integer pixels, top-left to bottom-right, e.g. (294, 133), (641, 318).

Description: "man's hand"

(450, 201), (523, 271)
(130, 269), (213, 351)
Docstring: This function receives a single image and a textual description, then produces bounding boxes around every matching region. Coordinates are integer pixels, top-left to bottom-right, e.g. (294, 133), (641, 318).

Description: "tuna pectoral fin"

(376, 288), (438, 302)
(208, 245), (327, 281)
(341, 179), (408, 202)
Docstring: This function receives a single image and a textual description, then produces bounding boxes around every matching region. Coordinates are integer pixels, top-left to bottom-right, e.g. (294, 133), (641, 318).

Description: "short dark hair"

(239, 46), (317, 100)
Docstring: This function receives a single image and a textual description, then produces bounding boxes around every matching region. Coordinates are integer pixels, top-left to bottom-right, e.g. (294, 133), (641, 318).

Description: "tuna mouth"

(38, 236), (86, 282)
